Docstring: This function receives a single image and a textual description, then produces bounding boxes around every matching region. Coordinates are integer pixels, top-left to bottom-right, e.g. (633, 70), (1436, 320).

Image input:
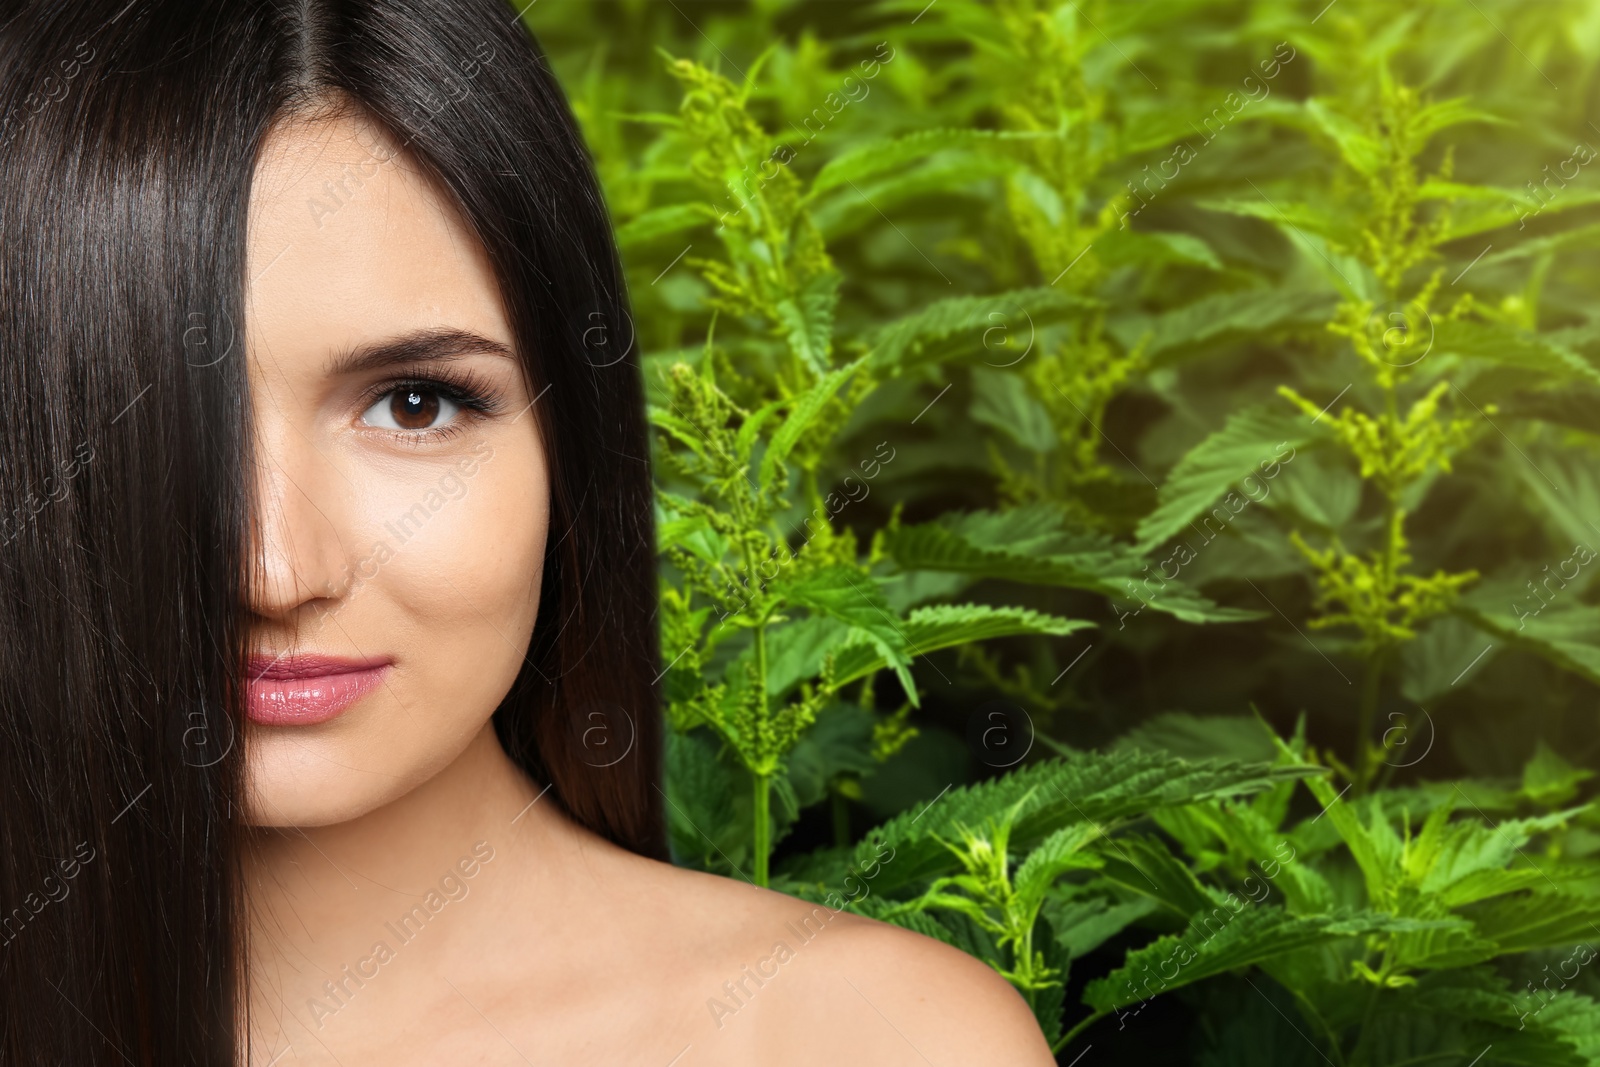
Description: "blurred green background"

(524, 1), (1600, 1061)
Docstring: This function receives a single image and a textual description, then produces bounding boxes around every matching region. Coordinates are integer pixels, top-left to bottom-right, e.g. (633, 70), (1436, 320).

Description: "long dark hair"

(0, 0), (662, 1059)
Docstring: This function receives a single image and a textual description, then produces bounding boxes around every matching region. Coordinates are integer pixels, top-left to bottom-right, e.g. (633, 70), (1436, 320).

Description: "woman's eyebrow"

(324, 327), (513, 376)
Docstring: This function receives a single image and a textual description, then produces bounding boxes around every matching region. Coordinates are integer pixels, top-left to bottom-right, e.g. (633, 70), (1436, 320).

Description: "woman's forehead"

(244, 110), (510, 379)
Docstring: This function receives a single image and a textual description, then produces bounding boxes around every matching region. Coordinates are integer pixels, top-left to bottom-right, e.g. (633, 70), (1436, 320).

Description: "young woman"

(0, 1), (1054, 1062)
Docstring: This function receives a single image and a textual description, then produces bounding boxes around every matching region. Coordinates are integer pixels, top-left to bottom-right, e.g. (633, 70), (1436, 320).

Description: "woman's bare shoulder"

(590, 849), (1055, 1065)
(751, 905), (1057, 1065)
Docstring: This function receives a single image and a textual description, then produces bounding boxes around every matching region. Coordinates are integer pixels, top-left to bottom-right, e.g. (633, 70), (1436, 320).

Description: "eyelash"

(357, 367), (505, 446)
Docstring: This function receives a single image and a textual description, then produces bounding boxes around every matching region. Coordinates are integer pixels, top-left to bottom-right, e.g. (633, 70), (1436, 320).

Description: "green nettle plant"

(648, 56), (1096, 887)
(1270, 80), (1491, 792)
(530, 0), (1600, 1058)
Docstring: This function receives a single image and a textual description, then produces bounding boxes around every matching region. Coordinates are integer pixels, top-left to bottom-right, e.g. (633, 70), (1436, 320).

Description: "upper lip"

(248, 653), (393, 680)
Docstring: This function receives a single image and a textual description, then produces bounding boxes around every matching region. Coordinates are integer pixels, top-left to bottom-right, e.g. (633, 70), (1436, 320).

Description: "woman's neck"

(241, 721), (560, 1046)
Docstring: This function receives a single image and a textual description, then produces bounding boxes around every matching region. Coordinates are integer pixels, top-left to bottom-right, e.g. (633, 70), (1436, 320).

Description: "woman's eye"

(361, 386), (462, 432)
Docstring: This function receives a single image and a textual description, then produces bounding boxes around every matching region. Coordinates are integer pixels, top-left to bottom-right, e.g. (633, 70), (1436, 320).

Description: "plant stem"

(1355, 648), (1384, 793)
(1050, 1011), (1106, 1056)
(1355, 377), (1404, 793)
(831, 787), (850, 848)
(753, 770), (771, 887)
(753, 621), (771, 887)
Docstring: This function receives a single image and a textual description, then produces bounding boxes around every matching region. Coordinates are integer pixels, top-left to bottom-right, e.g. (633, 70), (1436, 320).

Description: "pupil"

(392, 389), (440, 429)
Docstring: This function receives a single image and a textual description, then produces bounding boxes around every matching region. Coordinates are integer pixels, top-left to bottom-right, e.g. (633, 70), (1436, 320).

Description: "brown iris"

(391, 388), (441, 429)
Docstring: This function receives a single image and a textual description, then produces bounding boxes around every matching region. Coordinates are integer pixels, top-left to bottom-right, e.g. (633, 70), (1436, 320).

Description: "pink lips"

(246, 653), (392, 727)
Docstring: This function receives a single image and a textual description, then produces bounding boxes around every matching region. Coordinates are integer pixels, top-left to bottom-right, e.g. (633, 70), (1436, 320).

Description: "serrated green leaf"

(808, 128), (1049, 197)
(615, 202), (716, 249)
(1107, 288), (1337, 362)
(1467, 894), (1600, 956)
(1137, 406), (1312, 549)
(971, 368), (1057, 453)
(775, 270), (842, 376)
(865, 287), (1097, 372)
(1459, 587), (1600, 686)
(1083, 907), (1429, 1014)
(1014, 823), (1105, 913)
(779, 566), (915, 698)
(829, 603), (1093, 689)
(1433, 320), (1600, 389)
(788, 750), (1321, 895)
(885, 506), (1264, 624)
(758, 357), (864, 489)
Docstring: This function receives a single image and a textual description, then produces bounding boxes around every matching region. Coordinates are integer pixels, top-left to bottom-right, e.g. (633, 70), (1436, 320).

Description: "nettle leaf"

(885, 505), (1263, 624)
(1479, 219), (1600, 266)
(1194, 197), (1345, 241)
(1515, 446), (1600, 551)
(807, 128), (1049, 198)
(648, 406), (714, 460)
(779, 566), (914, 696)
(1359, 969), (1588, 1067)
(828, 604), (1093, 689)
(1260, 441), (1362, 531)
(1305, 97), (1384, 176)
(813, 154), (1018, 240)
(1410, 96), (1508, 140)
(1113, 712), (1280, 765)
(1082, 907), (1424, 1014)
(1094, 833), (1217, 918)
(664, 730), (751, 873)
(1013, 824), (1106, 915)
(1432, 320), (1600, 389)
(1094, 228), (1224, 272)
(785, 703), (878, 810)
(758, 356), (864, 489)
(1441, 186), (1600, 242)
(1136, 406), (1314, 550)
(1523, 741), (1595, 807)
(865, 287), (1097, 372)
(1281, 225), (1378, 302)
(743, 615), (852, 700)
(1387, 911), (1500, 970)
(970, 368), (1056, 453)
(775, 270), (842, 376)
(657, 492), (730, 564)
(1044, 891), (1159, 961)
(1408, 805), (1588, 905)
(1009, 166), (1065, 228)
(658, 513), (728, 565)
(1107, 288), (1336, 363)
(1440, 868), (1575, 911)
(1464, 894), (1600, 956)
(732, 396), (787, 464)
(1401, 614), (1491, 704)
(1459, 586), (1600, 686)
(1533, 992), (1600, 1065)
(615, 202), (716, 249)
(786, 749), (1320, 895)
(1299, 771), (1393, 905)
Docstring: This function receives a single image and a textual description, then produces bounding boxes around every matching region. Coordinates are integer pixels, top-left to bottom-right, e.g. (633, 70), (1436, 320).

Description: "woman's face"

(241, 108), (548, 827)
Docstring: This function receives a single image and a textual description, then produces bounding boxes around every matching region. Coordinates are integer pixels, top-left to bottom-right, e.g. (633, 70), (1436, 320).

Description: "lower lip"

(246, 666), (390, 727)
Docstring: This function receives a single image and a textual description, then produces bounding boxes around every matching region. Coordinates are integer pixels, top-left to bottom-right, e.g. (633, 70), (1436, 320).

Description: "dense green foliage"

(526, 0), (1600, 1060)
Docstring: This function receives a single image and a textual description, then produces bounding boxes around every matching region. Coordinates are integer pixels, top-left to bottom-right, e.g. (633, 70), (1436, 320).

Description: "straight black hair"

(0, 0), (663, 1060)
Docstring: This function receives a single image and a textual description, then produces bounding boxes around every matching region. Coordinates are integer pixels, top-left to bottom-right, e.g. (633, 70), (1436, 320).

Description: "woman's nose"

(247, 444), (352, 621)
